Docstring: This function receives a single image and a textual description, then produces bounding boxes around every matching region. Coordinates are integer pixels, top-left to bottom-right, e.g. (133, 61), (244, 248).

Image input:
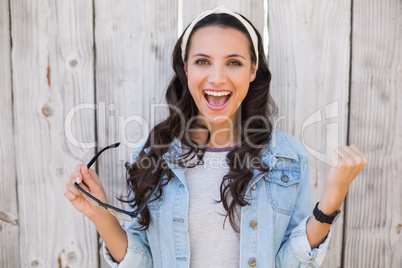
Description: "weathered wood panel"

(0, 1), (399, 267)
(268, 1), (351, 267)
(94, 0), (178, 266)
(182, 0), (265, 38)
(0, 0), (19, 266)
(10, 0), (98, 266)
(344, 0), (402, 267)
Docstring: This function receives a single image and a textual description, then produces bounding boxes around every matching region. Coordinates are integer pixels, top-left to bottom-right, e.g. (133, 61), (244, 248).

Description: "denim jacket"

(103, 128), (332, 267)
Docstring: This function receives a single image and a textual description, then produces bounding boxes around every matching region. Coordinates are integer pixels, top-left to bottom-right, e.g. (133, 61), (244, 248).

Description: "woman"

(64, 6), (367, 267)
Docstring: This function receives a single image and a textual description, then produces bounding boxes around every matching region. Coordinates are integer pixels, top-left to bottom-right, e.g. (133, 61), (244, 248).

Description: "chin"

(207, 113), (235, 125)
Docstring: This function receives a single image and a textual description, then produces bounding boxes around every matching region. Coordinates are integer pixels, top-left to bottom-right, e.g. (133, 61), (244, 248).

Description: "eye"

(195, 59), (210, 65)
(228, 60), (242, 66)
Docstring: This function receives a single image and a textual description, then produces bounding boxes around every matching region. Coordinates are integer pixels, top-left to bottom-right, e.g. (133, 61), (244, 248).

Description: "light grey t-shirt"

(184, 147), (240, 268)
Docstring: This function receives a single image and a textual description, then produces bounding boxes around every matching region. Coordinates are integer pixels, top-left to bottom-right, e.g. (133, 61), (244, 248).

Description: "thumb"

(80, 166), (99, 189)
(329, 150), (340, 168)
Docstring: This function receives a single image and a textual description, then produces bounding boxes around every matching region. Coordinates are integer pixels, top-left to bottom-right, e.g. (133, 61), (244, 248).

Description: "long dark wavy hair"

(123, 12), (278, 232)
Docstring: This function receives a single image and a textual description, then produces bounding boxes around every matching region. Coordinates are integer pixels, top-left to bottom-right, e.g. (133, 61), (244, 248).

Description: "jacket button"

(250, 220), (258, 229)
(281, 174), (289, 183)
(249, 258), (257, 266)
(251, 184), (257, 190)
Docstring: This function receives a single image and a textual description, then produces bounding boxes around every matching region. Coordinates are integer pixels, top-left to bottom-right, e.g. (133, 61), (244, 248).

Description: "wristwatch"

(313, 202), (341, 224)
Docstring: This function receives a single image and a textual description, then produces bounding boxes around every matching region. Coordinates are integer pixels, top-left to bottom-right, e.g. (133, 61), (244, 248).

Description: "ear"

(184, 63), (188, 75)
(250, 64), (257, 82)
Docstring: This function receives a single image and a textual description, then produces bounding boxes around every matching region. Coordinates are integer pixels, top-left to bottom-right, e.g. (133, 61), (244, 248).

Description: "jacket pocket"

(265, 168), (301, 215)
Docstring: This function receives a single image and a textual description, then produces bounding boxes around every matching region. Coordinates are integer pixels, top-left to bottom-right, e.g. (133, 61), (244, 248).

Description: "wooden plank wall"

(0, 0), (19, 266)
(344, 0), (401, 267)
(0, 0), (400, 267)
(94, 0), (178, 267)
(7, 0), (98, 267)
(268, 1), (351, 267)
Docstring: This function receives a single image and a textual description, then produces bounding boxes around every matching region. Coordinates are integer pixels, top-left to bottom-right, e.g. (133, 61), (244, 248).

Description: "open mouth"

(203, 90), (232, 110)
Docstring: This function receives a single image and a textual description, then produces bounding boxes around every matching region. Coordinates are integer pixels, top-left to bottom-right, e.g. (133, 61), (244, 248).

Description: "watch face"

(332, 211), (341, 224)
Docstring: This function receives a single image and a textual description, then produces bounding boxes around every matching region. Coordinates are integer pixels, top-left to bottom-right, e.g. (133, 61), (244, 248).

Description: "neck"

(189, 115), (239, 148)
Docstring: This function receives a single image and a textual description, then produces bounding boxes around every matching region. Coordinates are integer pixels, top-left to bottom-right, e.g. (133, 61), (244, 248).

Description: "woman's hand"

(307, 144), (367, 248)
(64, 164), (109, 221)
(65, 165), (129, 262)
(320, 144), (368, 211)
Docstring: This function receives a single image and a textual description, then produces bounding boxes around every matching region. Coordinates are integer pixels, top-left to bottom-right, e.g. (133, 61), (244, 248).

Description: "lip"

(203, 89), (232, 93)
(203, 89), (232, 111)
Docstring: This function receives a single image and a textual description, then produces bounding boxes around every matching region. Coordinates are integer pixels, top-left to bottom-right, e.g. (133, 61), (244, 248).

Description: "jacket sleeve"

(275, 156), (332, 268)
(103, 139), (154, 267)
(103, 212), (153, 267)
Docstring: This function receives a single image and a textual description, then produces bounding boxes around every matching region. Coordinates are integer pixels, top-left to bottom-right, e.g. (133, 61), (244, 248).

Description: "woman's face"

(184, 26), (257, 127)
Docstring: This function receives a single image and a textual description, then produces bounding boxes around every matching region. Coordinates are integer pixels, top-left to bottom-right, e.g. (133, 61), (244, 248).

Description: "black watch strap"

(313, 202), (341, 224)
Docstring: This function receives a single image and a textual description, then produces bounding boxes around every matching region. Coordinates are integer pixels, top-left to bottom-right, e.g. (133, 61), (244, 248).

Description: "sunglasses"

(74, 142), (164, 221)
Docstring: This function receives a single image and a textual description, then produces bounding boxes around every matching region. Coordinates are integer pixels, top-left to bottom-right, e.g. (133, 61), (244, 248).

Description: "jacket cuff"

(102, 228), (152, 268)
(290, 215), (332, 267)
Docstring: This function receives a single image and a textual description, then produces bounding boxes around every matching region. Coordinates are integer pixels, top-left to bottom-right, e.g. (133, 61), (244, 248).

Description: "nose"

(207, 64), (227, 85)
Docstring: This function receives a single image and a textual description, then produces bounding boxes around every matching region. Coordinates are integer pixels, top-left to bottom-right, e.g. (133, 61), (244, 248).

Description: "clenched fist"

(321, 144), (368, 210)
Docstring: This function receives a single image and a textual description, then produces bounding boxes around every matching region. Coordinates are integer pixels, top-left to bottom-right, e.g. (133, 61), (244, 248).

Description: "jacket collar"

(162, 128), (298, 165)
(160, 128), (299, 187)
(161, 138), (186, 186)
(260, 128), (299, 169)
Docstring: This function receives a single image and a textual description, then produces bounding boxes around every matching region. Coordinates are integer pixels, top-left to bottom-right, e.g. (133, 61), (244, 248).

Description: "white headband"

(181, 5), (259, 68)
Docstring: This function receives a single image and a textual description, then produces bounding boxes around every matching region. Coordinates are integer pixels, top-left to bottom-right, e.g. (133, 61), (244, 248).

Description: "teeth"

(204, 90), (231, 96)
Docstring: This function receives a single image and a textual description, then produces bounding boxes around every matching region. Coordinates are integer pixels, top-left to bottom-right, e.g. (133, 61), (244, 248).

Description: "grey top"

(184, 149), (240, 268)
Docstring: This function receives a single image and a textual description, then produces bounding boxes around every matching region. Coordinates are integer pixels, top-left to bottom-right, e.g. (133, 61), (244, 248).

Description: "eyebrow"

(191, 53), (246, 60)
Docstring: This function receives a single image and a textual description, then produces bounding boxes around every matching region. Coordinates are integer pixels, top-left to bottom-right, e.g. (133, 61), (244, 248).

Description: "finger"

(336, 147), (354, 166)
(66, 180), (82, 196)
(348, 144), (363, 157)
(68, 173), (90, 192)
(70, 164), (85, 184)
(81, 166), (99, 189)
(341, 145), (362, 164)
(70, 174), (84, 186)
(64, 188), (79, 202)
(349, 144), (368, 164)
(329, 150), (340, 167)
(87, 168), (101, 184)
(75, 163), (84, 173)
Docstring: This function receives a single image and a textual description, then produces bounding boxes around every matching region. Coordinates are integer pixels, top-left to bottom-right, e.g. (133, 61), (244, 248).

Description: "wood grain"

(9, 0), (98, 266)
(94, 0), (178, 266)
(182, 0), (265, 37)
(1, 0), (400, 267)
(344, 0), (402, 267)
(0, 0), (19, 266)
(268, 1), (351, 267)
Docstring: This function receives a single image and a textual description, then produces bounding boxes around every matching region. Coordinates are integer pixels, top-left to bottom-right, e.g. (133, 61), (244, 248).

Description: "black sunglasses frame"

(74, 142), (165, 221)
